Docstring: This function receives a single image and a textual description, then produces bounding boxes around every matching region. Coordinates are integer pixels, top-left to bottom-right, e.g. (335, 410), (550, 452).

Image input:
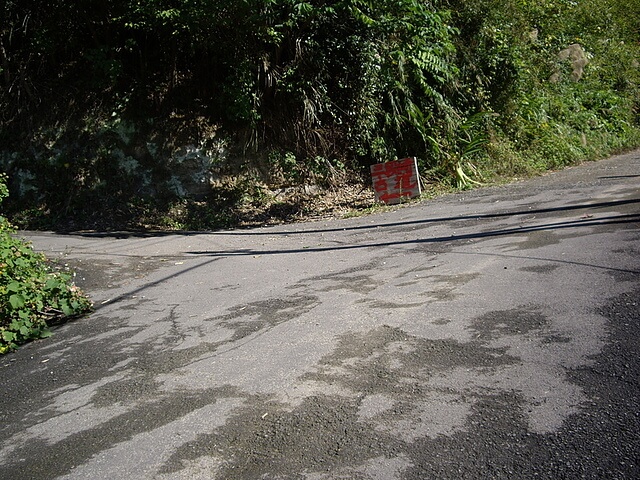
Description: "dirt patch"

(235, 182), (377, 228)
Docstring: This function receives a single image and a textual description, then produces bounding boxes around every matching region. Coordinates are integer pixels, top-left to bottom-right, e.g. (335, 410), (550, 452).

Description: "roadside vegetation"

(0, 0), (638, 233)
(0, 175), (92, 353)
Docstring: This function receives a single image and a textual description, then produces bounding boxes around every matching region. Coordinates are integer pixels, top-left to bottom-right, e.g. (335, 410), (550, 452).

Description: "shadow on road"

(91, 257), (222, 311)
(184, 213), (640, 260)
(56, 199), (640, 310)
(60, 198), (640, 239)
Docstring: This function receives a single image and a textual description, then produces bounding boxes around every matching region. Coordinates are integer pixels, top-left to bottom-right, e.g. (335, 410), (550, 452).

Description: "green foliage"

(1, 0), (640, 230)
(424, 111), (493, 189)
(344, 1), (460, 163)
(0, 174), (92, 353)
(445, 0), (640, 177)
(0, 174), (8, 203)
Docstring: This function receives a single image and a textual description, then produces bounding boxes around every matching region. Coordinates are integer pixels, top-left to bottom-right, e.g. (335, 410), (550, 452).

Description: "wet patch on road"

(540, 333), (571, 344)
(91, 373), (162, 407)
(607, 242), (640, 282)
(0, 385), (245, 480)
(519, 264), (559, 274)
(509, 230), (564, 250)
(210, 294), (320, 343)
(421, 272), (480, 302)
(157, 325), (521, 479)
(400, 287), (640, 479)
(153, 315), (606, 479)
(2, 290), (633, 479)
(302, 326), (516, 395)
(429, 272), (480, 286)
(314, 273), (384, 295)
(468, 307), (548, 341)
(607, 268), (640, 283)
(290, 259), (387, 295)
(158, 393), (400, 479)
(357, 298), (428, 310)
(87, 294), (323, 407)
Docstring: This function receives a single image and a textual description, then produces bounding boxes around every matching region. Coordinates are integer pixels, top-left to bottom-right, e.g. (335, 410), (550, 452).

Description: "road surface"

(1, 150), (639, 479)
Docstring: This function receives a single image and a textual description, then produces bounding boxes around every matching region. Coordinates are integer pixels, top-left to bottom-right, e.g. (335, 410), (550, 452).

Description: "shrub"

(0, 174), (92, 353)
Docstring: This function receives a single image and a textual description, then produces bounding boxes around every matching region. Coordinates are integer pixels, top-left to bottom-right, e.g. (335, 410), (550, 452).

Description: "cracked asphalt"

(1, 150), (639, 479)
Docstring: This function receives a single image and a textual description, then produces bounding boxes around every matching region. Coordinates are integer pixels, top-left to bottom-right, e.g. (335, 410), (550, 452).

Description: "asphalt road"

(1, 151), (639, 479)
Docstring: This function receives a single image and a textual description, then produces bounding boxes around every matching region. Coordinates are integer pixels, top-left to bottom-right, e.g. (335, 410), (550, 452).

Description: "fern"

(412, 50), (454, 83)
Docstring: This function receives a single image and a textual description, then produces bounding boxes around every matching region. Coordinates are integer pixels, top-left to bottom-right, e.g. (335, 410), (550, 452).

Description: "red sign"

(370, 157), (421, 204)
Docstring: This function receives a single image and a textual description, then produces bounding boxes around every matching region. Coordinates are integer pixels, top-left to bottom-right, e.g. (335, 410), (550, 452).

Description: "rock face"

(166, 145), (222, 199)
(551, 43), (589, 82)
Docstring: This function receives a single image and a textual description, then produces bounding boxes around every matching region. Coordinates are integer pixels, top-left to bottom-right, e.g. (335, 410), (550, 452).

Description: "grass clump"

(0, 174), (92, 353)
